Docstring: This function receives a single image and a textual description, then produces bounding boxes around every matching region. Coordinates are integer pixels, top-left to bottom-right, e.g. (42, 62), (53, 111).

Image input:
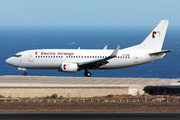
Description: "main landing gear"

(84, 69), (91, 77)
(23, 72), (27, 76)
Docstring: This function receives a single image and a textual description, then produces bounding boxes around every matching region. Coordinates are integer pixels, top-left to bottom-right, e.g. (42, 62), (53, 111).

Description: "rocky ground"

(0, 94), (180, 113)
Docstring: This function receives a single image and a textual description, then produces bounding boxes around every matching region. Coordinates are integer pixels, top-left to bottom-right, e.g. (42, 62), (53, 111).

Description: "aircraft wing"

(149, 50), (174, 55)
(78, 46), (120, 69)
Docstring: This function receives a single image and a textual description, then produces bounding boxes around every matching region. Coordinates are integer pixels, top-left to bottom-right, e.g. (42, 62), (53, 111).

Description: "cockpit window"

(13, 55), (22, 58)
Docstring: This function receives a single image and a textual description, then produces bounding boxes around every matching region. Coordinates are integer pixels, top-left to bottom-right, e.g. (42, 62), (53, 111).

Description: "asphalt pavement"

(0, 113), (180, 120)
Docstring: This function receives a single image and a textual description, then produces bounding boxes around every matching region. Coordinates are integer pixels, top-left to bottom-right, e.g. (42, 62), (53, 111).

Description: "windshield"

(13, 55), (22, 58)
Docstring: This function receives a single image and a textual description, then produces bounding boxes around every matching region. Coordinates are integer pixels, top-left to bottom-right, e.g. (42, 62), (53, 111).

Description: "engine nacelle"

(60, 63), (78, 73)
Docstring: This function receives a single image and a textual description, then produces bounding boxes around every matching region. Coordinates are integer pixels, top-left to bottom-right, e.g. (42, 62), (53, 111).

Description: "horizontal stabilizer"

(149, 50), (174, 55)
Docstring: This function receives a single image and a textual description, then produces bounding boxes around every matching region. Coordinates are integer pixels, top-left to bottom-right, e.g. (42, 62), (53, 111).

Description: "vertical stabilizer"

(140, 20), (169, 51)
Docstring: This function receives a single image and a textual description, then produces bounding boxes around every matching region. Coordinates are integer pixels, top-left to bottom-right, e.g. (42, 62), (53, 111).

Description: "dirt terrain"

(0, 94), (180, 113)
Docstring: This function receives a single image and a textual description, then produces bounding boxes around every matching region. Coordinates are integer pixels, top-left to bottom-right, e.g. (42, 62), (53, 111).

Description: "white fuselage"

(6, 46), (165, 70)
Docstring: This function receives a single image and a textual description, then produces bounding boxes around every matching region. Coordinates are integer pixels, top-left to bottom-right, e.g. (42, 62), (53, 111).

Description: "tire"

(84, 72), (91, 77)
(23, 72), (27, 76)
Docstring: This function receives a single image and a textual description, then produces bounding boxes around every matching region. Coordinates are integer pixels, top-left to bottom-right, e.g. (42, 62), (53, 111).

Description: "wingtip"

(110, 45), (120, 57)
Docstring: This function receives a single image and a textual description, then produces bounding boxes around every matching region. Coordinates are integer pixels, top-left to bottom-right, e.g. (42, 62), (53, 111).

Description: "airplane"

(6, 20), (173, 77)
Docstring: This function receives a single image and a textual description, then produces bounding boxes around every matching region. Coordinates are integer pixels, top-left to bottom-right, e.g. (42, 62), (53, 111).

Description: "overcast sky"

(0, 0), (179, 26)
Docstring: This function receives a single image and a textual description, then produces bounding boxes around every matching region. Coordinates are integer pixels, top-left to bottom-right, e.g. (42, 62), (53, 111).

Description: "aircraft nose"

(6, 57), (20, 67)
(5, 58), (11, 64)
(5, 57), (14, 66)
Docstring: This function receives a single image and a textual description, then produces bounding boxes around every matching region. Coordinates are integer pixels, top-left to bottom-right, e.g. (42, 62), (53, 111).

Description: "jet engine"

(60, 63), (78, 73)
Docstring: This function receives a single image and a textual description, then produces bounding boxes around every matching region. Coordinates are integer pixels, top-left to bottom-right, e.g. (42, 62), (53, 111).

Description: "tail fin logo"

(152, 31), (160, 38)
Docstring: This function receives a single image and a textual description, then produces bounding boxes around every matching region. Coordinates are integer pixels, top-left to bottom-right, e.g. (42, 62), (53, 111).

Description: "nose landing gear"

(18, 68), (27, 76)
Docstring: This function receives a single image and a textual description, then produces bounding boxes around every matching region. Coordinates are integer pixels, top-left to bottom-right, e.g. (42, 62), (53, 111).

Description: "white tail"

(139, 20), (169, 52)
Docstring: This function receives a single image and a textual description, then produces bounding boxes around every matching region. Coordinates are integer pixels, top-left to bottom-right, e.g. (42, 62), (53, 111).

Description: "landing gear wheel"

(84, 72), (91, 77)
(23, 72), (27, 76)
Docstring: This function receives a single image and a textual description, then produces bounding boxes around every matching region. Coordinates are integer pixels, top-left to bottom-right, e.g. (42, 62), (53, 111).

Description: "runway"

(0, 113), (180, 120)
(0, 76), (179, 97)
(0, 76), (178, 85)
